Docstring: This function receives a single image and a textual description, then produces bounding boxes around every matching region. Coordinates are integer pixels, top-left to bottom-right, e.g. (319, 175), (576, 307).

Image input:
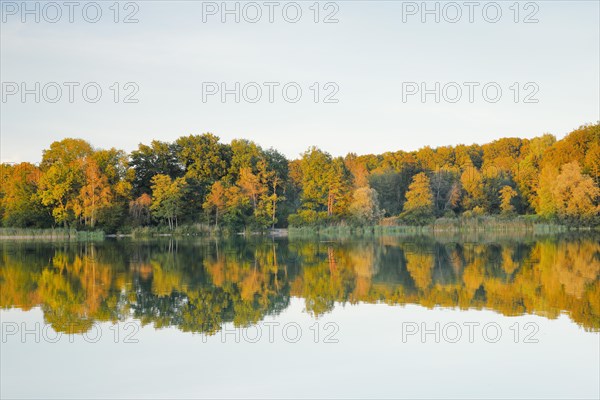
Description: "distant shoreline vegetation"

(0, 217), (588, 240)
(1, 123), (598, 234)
(0, 228), (105, 240)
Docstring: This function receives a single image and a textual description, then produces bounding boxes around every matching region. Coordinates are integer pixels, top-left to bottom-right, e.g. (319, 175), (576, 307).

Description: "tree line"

(1, 123), (598, 232)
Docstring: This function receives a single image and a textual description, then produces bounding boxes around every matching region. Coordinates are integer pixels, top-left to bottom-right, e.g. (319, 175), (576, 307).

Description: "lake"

(1, 233), (599, 399)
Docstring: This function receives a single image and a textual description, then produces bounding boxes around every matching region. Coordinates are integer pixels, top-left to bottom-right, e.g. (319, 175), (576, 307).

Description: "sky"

(1, 0), (599, 163)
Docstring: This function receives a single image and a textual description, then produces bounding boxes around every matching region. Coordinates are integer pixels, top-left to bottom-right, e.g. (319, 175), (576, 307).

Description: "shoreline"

(0, 220), (596, 240)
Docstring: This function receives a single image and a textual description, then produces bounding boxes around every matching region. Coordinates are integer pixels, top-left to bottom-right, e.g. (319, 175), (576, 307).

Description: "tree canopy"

(1, 123), (598, 231)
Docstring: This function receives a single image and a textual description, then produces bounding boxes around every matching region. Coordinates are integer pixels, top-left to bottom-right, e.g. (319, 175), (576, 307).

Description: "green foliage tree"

(150, 174), (186, 229)
(40, 138), (93, 169)
(368, 171), (405, 216)
(130, 141), (183, 196)
(290, 148), (352, 225)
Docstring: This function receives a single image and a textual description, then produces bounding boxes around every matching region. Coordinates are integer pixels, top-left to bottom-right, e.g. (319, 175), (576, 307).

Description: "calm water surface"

(1, 234), (599, 399)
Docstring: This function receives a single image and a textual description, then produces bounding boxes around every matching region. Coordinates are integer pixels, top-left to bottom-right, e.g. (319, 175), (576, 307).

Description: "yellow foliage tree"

(499, 185), (518, 215)
(204, 181), (227, 227)
(552, 162), (599, 222)
(535, 164), (559, 218)
(400, 173), (434, 224)
(78, 159), (113, 228)
(460, 166), (485, 211)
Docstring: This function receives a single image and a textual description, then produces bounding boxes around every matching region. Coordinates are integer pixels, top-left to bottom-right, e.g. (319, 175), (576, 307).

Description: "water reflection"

(1, 234), (599, 334)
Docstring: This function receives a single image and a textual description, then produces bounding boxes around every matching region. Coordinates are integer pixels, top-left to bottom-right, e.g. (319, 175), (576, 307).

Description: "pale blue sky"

(1, 1), (599, 162)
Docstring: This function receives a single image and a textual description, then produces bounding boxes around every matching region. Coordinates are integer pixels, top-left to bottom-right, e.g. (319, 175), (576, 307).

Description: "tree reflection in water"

(1, 234), (598, 334)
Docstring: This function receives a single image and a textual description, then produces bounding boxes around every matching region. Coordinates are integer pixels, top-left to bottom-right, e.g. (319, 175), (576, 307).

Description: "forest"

(1, 123), (598, 233)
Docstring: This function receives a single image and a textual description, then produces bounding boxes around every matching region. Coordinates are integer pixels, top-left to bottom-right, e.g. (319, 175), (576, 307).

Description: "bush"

(288, 209), (330, 227)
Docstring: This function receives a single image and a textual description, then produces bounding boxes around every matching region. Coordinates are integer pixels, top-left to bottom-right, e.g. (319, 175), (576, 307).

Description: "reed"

(288, 216), (574, 239)
(0, 228), (105, 240)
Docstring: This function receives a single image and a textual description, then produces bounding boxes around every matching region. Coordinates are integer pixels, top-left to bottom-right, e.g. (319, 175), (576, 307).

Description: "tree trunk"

(272, 197), (277, 229)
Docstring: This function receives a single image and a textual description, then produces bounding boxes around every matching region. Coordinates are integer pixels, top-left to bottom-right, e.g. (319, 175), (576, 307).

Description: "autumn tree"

(238, 167), (264, 211)
(326, 157), (352, 217)
(400, 173), (434, 224)
(0, 163), (50, 227)
(150, 174), (186, 229)
(222, 185), (251, 230)
(290, 147), (352, 225)
(348, 187), (384, 224)
(535, 165), (559, 219)
(445, 181), (462, 215)
(227, 139), (263, 182)
(203, 181), (227, 227)
(482, 137), (524, 173)
(552, 162), (599, 223)
(200, 141), (289, 230)
(2, 123), (599, 230)
(40, 138), (93, 169)
(499, 185), (518, 216)
(90, 148), (132, 231)
(514, 134), (556, 212)
(39, 161), (85, 227)
(77, 159), (113, 227)
(39, 164), (80, 227)
(37, 139), (96, 227)
(176, 134), (231, 220)
(344, 153), (370, 188)
(129, 193), (152, 226)
(454, 144), (483, 169)
(542, 123), (599, 176)
(298, 147), (333, 212)
(460, 166), (485, 211)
